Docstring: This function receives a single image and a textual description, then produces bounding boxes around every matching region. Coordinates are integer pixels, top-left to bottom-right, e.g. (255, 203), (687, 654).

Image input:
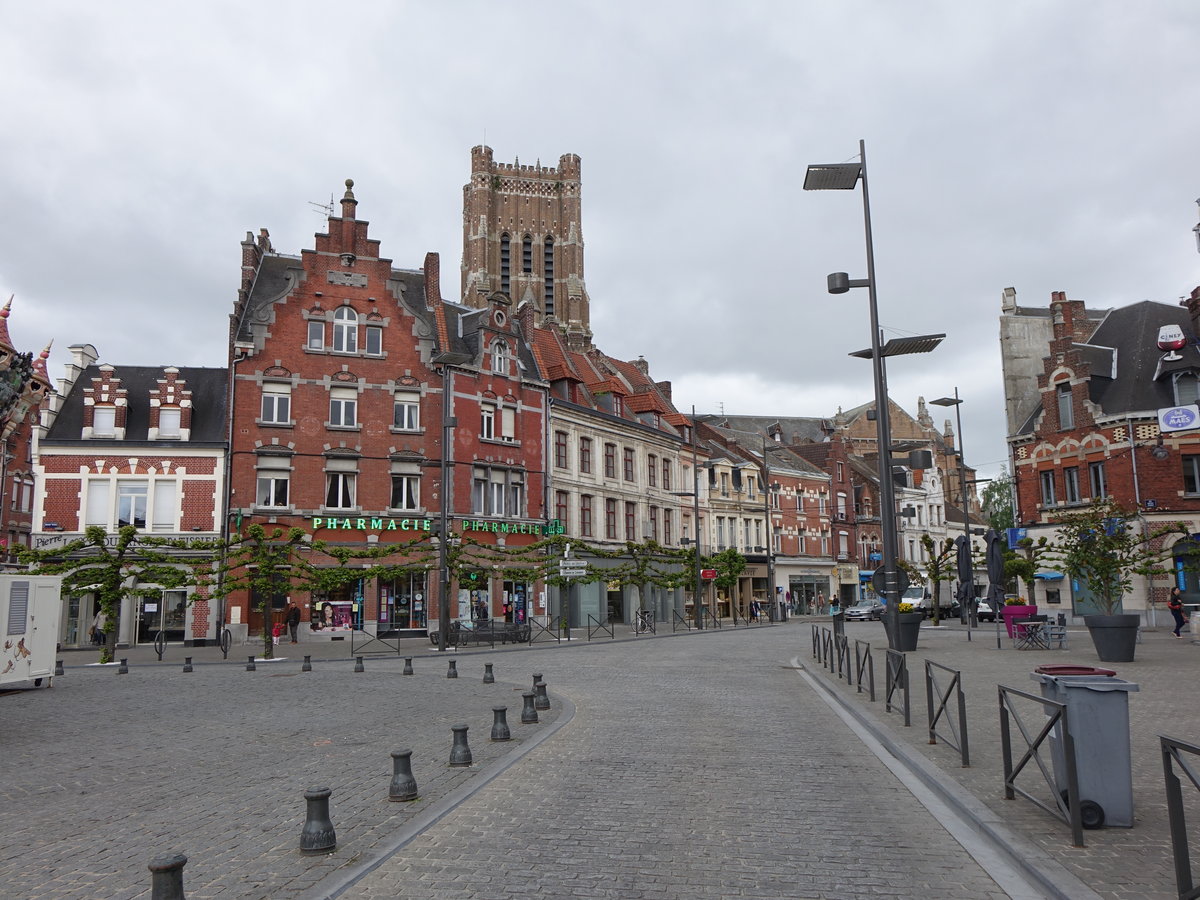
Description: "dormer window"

(158, 408), (182, 439)
(1056, 382), (1074, 430)
(492, 341), (509, 375)
(1174, 371), (1200, 406)
(333, 307), (358, 353)
(93, 407), (116, 437)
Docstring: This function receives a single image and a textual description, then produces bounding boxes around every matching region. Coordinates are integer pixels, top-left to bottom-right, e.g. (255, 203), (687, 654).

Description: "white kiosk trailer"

(1, 575), (62, 688)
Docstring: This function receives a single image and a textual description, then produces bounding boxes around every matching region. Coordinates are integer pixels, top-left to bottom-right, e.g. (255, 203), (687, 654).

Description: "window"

(604, 443), (616, 478)
(1175, 372), (1200, 407)
(579, 437), (593, 474)
(624, 501), (636, 541)
(837, 461), (844, 482)
(509, 473), (525, 518)
(472, 467), (525, 517)
(605, 498), (617, 539)
(117, 481), (147, 528)
(555, 491), (569, 524)
(649, 506), (658, 542)
(481, 404), (495, 440)
(1089, 461), (1108, 498)
(492, 341), (509, 374)
(522, 235), (533, 273)
(329, 387), (358, 428)
(151, 482), (177, 532)
(158, 408), (181, 439)
(1063, 466), (1080, 503)
(648, 454), (657, 487)
(307, 320), (325, 350)
(326, 472), (356, 509)
(1040, 470), (1057, 506)
(581, 495), (594, 537)
(500, 234), (511, 294)
(93, 407), (116, 437)
(744, 518), (752, 548)
(623, 447), (635, 482)
(85, 481), (110, 526)
(1185, 456), (1200, 494)
(390, 474), (419, 511)
(500, 406), (516, 442)
(555, 431), (569, 469)
(393, 393), (419, 430)
(365, 325), (383, 356)
(663, 510), (673, 545)
(257, 474), (289, 508)
(261, 385), (291, 425)
(543, 236), (555, 317)
(333, 307), (358, 353)
(662, 459), (671, 491)
(716, 517), (726, 550)
(1056, 382), (1074, 430)
(682, 513), (691, 544)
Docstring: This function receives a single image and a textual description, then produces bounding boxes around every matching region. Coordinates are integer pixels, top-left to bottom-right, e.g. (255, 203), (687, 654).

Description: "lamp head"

(827, 272), (850, 294)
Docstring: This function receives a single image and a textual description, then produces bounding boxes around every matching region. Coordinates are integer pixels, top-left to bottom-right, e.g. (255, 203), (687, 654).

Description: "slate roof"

(42, 366), (229, 445)
(700, 414), (832, 444)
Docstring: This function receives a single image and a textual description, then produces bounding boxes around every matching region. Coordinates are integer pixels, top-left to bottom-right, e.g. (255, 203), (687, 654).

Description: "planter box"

(1002, 604), (1038, 638)
(1084, 613), (1140, 663)
(882, 612), (923, 652)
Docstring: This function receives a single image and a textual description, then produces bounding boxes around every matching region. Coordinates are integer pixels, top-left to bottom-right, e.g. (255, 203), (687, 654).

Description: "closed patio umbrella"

(955, 534), (974, 632)
(985, 528), (1007, 648)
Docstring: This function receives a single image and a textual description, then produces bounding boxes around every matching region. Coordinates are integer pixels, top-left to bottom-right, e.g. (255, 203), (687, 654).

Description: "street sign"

(559, 561), (589, 577)
(871, 565), (909, 599)
(700, 569), (718, 581)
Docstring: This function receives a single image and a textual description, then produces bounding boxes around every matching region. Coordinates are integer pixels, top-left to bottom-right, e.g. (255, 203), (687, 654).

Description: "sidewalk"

(805, 616), (1200, 899)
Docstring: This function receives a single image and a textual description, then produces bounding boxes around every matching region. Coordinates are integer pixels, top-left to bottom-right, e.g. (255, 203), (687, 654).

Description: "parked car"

(845, 598), (885, 621)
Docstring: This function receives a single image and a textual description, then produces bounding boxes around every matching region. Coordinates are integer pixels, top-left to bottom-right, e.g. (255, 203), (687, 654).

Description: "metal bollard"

(483, 662), (495, 684)
(300, 787), (336, 854)
(148, 852), (187, 900)
(535, 680), (550, 711)
(403, 657), (414, 675)
(531, 672), (542, 692)
(301, 655), (312, 673)
(449, 724), (472, 767)
(182, 657), (193, 674)
(447, 659), (458, 679)
(521, 691), (539, 724)
(388, 749), (419, 802)
(54, 659), (64, 676)
(246, 655), (256, 672)
(354, 656), (365, 673)
(491, 706), (511, 741)
(118, 658), (129, 675)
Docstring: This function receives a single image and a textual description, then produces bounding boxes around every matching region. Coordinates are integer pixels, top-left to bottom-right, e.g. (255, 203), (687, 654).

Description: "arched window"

(1175, 371), (1200, 406)
(333, 307), (358, 353)
(499, 233), (511, 294)
(492, 340), (509, 374)
(543, 235), (555, 317)
(522, 235), (533, 274)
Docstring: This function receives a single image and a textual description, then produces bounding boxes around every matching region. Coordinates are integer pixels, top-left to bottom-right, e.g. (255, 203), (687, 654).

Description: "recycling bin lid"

(1033, 664), (1116, 676)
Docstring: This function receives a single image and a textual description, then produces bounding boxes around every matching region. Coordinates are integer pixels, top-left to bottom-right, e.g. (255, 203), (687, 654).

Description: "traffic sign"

(559, 560), (589, 577)
(700, 568), (718, 581)
(871, 565), (909, 599)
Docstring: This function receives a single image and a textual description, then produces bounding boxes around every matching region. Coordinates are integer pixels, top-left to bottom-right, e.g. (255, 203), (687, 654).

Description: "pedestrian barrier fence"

(998, 684), (1085, 847)
(586, 614), (614, 641)
(834, 632), (852, 683)
(702, 606), (722, 629)
(1159, 734), (1200, 899)
(854, 639), (876, 701)
(528, 616), (561, 644)
(633, 609), (656, 635)
(811, 624), (821, 659)
(884, 650), (911, 727)
(924, 660), (969, 767)
(351, 629), (408, 655)
(671, 610), (693, 632)
(821, 628), (834, 671)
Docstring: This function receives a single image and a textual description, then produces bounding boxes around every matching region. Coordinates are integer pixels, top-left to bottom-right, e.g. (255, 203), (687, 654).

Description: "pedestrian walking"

(1169, 586), (1188, 638)
(816, 591), (826, 615)
(285, 602), (301, 643)
(91, 609), (107, 646)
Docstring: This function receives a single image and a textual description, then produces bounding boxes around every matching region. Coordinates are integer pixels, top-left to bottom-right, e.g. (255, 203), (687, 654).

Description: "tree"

(908, 534), (956, 625)
(18, 526), (198, 663)
(1048, 498), (1186, 615)
(1007, 535), (1052, 601)
(708, 547), (747, 616)
(980, 470), (1014, 533)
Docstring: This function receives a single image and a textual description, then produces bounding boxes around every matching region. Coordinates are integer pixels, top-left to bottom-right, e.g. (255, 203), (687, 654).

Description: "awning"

(1034, 571), (1064, 581)
(858, 570), (874, 581)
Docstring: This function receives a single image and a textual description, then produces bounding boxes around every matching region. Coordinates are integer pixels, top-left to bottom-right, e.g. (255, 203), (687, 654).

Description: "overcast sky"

(4, 1), (1199, 483)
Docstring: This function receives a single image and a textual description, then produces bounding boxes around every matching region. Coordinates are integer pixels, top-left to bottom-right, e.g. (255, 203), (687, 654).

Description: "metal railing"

(528, 616), (562, 644)
(884, 650), (911, 726)
(587, 615), (614, 641)
(998, 684), (1084, 847)
(633, 609), (656, 636)
(703, 606), (722, 630)
(924, 660), (969, 767)
(811, 624), (821, 658)
(1161, 734), (1200, 898)
(834, 632), (852, 683)
(672, 610), (693, 632)
(854, 639), (875, 701)
(350, 630), (406, 655)
(821, 628), (834, 672)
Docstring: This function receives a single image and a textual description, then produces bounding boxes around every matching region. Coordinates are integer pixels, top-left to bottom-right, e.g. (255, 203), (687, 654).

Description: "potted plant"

(881, 602), (923, 652)
(1001, 595), (1038, 639)
(1050, 497), (1186, 662)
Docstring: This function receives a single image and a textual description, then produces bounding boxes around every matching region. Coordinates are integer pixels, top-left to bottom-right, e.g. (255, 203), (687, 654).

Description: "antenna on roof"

(308, 194), (334, 219)
(718, 402), (725, 416)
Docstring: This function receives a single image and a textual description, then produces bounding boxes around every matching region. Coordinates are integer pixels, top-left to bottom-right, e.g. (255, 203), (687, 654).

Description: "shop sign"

(307, 516), (562, 537)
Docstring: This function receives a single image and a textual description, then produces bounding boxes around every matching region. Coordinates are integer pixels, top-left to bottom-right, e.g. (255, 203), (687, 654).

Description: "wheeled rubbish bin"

(1031, 665), (1139, 828)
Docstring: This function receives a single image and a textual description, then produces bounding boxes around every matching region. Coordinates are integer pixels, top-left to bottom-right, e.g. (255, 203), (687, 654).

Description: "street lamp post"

(805, 140), (944, 650)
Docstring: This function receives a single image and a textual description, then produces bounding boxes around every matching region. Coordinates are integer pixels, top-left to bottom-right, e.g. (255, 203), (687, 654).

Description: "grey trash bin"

(1030, 667), (1140, 828)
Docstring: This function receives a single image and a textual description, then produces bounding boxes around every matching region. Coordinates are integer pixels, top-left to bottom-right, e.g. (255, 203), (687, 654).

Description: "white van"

(1, 576), (62, 688)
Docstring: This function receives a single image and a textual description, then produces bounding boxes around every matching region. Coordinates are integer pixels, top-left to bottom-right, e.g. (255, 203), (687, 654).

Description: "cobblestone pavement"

(803, 617), (1200, 900)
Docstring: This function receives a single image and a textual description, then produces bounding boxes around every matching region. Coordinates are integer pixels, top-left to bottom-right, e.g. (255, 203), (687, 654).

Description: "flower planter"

(882, 611), (923, 652)
(1002, 604), (1038, 638)
(1084, 613), (1140, 663)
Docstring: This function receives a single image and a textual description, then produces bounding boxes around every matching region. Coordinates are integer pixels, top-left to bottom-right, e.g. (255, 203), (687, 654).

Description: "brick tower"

(460, 145), (592, 349)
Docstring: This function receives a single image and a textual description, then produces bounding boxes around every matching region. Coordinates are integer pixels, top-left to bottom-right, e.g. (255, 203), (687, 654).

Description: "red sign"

(700, 569), (717, 580)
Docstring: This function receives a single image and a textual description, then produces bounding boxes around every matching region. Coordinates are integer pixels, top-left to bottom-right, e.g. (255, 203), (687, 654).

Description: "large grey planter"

(882, 612), (923, 652)
(1084, 613), (1140, 663)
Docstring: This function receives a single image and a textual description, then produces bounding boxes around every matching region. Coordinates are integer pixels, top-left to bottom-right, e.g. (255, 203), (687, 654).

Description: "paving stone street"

(2, 618), (1196, 899)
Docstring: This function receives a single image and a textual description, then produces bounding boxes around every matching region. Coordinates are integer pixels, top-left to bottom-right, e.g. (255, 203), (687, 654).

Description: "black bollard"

(521, 690), (539, 724)
(491, 706), (511, 742)
(118, 658), (129, 675)
(182, 657), (193, 674)
(354, 656), (365, 673)
(449, 724), (472, 767)
(483, 662), (495, 684)
(388, 749), (419, 801)
(148, 852), (187, 900)
(300, 787), (336, 854)
(301, 655), (312, 673)
(531, 672), (542, 692)
(402, 657), (414, 675)
(246, 655), (257, 672)
(535, 680), (550, 711)
(447, 659), (458, 679)
(54, 659), (64, 676)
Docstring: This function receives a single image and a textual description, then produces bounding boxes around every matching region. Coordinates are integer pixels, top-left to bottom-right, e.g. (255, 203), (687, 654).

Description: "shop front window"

(378, 571), (429, 632)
